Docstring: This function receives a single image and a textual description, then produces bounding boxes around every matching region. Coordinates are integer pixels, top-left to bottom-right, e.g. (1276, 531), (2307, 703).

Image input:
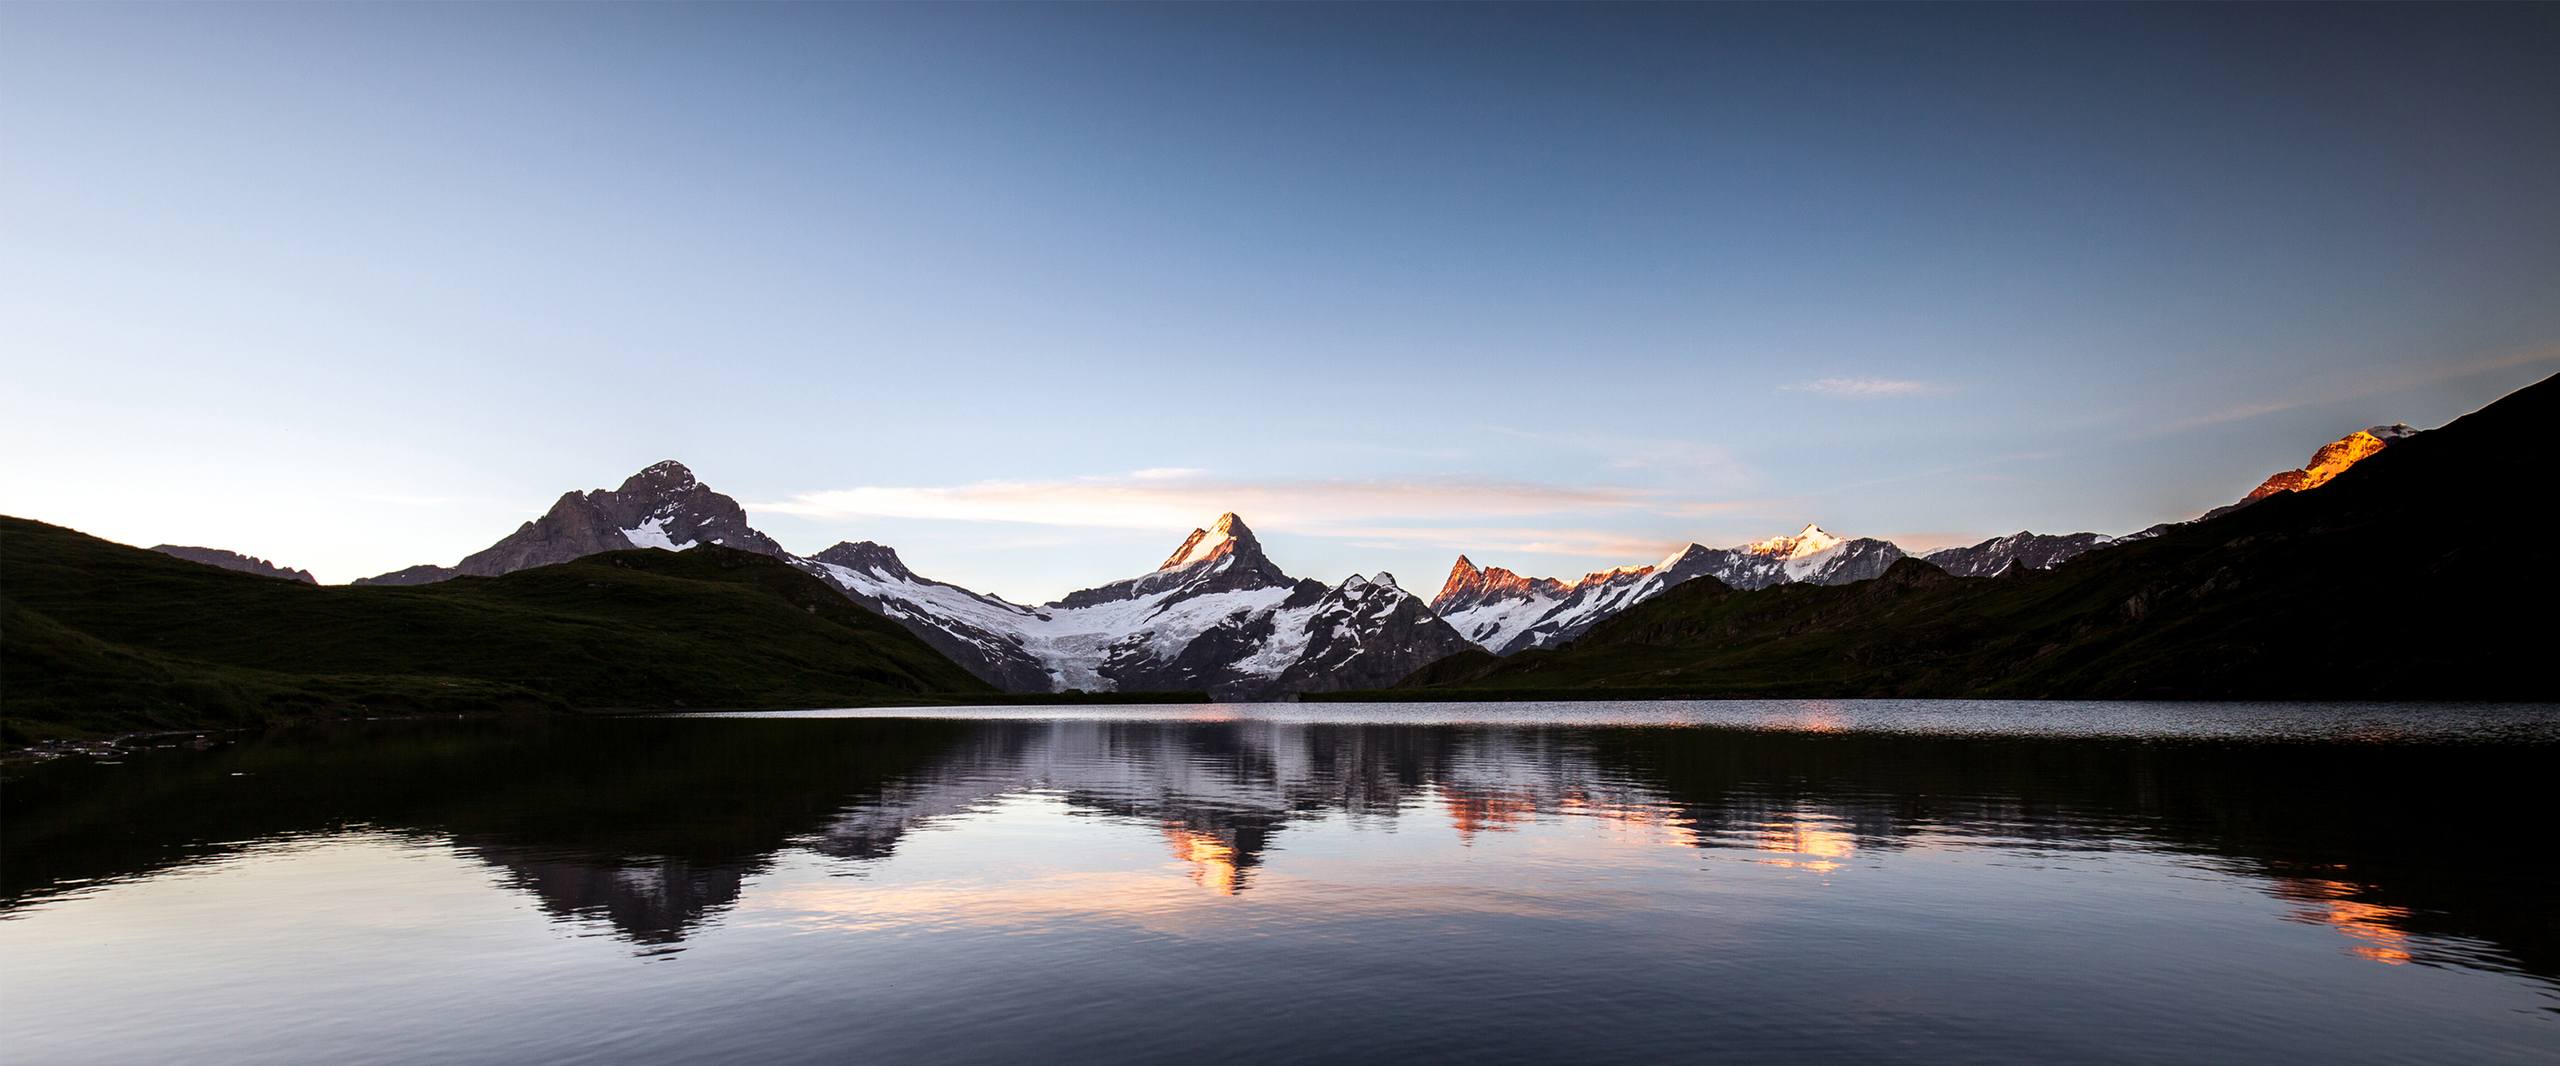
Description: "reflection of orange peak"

(1440, 788), (1540, 840)
(1161, 826), (1242, 895)
(1756, 820), (1856, 872)
(2275, 877), (2413, 964)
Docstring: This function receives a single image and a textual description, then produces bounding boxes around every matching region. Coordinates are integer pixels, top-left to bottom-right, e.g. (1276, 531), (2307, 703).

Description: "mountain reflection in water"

(3, 709), (2555, 1063)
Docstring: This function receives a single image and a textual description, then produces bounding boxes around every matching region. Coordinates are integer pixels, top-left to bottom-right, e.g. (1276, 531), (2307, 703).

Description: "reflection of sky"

(5, 778), (2553, 1063)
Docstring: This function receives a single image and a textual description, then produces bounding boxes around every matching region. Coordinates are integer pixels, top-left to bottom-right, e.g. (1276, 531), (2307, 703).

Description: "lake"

(4, 701), (2556, 1063)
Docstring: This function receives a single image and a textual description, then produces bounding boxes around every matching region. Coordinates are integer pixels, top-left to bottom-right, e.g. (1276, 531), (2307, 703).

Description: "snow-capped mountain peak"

(354, 459), (784, 585)
(1745, 523), (1843, 560)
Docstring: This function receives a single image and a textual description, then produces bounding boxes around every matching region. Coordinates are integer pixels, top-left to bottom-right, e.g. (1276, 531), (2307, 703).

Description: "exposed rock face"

(354, 461), (786, 585)
(1430, 524), (1908, 654)
(1923, 531), (2117, 577)
(1273, 573), (1476, 696)
(1433, 556), (1570, 614)
(149, 545), (317, 584)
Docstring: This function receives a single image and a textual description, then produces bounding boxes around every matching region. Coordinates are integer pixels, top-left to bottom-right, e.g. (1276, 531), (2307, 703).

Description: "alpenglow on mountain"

(307, 407), (2427, 694)
(1921, 421), (2420, 577)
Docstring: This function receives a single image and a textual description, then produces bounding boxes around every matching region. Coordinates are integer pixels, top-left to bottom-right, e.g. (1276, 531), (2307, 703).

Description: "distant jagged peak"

(1656, 543), (1705, 569)
(1159, 512), (1263, 571)
(1744, 523), (1844, 559)
(1430, 554), (1572, 609)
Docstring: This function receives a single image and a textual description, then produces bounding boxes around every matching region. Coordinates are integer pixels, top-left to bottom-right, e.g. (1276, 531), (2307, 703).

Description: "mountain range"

(349, 476), (1474, 699)
(10, 378), (2501, 725)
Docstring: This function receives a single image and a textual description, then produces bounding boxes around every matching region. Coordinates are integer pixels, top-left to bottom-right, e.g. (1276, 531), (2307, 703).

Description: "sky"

(4, 3), (2556, 600)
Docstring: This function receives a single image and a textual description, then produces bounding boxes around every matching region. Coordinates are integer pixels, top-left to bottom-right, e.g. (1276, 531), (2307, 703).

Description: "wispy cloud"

(2148, 345), (2560, 435)
(1479, 427), (1758, 487)
(354, 492), (498, 508)
(750, 469), (1779, 575)
(753, 469), (1665, 532)
(1286, 523), (1688, 562)
(1782, 377), (1953, 398)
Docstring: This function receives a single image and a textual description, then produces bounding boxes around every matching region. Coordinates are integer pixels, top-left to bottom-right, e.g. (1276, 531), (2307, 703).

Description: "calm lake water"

(4, 701), (2556, 1064)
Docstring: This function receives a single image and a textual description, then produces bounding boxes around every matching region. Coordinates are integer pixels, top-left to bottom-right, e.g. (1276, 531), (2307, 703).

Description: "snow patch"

(622, 517), (698, 552)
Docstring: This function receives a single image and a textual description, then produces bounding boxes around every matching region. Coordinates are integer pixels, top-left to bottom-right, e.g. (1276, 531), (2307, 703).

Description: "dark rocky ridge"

(1923, 532), (2116, 578)
(149, 545), (316, 584)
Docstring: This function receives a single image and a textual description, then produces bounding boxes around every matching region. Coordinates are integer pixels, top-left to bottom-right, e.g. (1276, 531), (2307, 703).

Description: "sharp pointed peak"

(1159, 512), (1264, 571)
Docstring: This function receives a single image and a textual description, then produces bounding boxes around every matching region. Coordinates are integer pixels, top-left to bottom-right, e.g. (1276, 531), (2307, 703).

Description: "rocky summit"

(355, 460), (785, 585)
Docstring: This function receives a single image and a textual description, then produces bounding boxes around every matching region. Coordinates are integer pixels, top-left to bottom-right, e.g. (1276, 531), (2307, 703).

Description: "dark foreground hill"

(2, 518), (994, 741)
(1362, 374), (2559, 703)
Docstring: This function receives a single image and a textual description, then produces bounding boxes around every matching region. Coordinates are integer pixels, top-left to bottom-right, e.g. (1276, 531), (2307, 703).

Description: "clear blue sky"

(5, 3), (2556, 598)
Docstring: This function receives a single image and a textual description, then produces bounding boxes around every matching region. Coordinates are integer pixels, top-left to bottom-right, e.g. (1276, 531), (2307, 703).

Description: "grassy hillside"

(1352, 374), (2558, 703)
(2, 518), (995, 740)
